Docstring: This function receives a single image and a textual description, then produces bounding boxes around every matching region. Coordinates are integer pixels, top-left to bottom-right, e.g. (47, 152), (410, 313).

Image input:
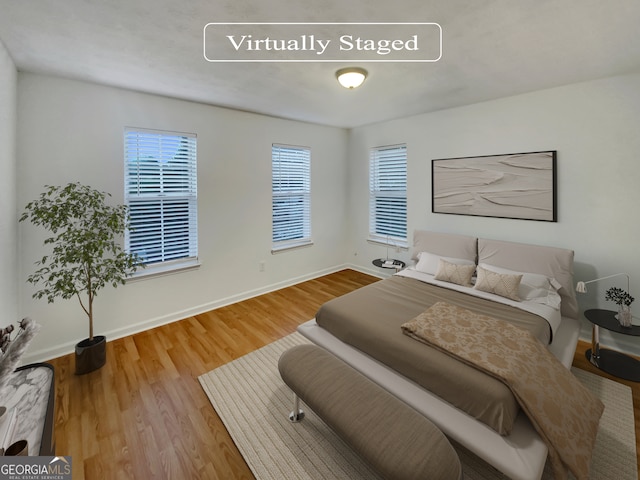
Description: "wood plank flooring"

(45, 269), (639, 479)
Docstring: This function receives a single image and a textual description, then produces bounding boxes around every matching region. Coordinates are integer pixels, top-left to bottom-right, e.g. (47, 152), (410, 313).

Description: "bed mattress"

(315, 274), (552, 435)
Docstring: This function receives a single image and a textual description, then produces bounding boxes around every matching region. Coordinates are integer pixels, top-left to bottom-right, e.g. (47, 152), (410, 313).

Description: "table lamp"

(576, 272), (630, 294)
(576, 273), (632, 327)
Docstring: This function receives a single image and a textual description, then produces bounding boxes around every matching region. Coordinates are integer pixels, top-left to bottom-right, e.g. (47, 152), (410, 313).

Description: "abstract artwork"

(432, 151), (557, 222)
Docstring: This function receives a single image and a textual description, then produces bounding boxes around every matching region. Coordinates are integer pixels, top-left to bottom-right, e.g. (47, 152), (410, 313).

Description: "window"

(272, 144), (311, 251)
(124, 128), (198, 273)
(369, 144), (407, 246)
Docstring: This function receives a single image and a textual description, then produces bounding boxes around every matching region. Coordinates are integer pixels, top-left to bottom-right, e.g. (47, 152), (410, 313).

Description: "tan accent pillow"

(474, 265), (522, 301)
(477, 237), (577, 318)
(434, 259), (476, 286)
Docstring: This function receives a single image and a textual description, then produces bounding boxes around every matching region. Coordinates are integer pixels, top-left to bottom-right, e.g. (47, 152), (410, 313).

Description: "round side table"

(372, 258), (405, 271)
(584, 308), (640, 382)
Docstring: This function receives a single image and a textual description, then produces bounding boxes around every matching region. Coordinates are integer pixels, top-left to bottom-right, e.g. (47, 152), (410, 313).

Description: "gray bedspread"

(315, 274), (552, 435)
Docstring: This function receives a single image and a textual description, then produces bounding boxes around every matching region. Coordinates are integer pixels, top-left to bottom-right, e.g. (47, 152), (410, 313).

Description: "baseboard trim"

(22, 264), (362, 364)
(32, 266), (628, 365)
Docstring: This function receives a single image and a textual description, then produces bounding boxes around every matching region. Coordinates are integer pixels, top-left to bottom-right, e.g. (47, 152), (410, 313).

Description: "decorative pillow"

(474, 266), (522, 301)
(477, 237), (577, 319)
(478, 263), (562, 309)
(416, 251), (475, 276)
(434, 259), (476, 286)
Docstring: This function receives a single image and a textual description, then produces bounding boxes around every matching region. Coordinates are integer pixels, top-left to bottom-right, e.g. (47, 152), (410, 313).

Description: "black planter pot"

(75, 335), (106, 375)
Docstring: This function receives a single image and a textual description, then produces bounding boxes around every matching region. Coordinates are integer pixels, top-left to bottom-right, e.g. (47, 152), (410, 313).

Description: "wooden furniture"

(585, 308), (640, 382)
(0, 363), (55, 455)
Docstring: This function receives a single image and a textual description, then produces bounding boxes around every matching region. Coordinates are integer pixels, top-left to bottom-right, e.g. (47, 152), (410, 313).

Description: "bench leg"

(288, 393), (305, 422)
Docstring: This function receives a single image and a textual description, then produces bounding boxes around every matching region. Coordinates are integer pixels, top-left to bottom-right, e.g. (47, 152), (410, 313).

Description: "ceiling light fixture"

(336, 67), (368, 89)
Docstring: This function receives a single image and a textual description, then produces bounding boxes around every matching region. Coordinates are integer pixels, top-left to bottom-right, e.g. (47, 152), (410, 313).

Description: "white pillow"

(416, 251), (475, 276)
(478, 263), (562, 309)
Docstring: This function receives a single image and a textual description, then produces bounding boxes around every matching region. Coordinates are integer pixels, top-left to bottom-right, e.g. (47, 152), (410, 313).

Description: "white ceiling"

(1, 0), (639, 128)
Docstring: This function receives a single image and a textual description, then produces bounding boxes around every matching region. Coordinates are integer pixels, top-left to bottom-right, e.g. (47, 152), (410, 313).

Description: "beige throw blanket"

(401, 302), (604, 480)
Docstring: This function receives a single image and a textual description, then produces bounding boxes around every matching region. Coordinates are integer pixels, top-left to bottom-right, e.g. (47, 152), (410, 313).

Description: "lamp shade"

(336, 67), (368, 89)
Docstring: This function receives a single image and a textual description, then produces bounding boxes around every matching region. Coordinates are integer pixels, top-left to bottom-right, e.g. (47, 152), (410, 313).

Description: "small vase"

(617, 305), (632, 328)
(5, 439), (28, 456)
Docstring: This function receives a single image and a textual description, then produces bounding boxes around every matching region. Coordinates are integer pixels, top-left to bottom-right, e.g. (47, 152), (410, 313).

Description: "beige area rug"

(199, 333), (637, 480)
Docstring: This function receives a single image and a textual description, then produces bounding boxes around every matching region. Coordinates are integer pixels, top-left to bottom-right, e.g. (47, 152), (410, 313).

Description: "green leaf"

(20, 182), (144, 338)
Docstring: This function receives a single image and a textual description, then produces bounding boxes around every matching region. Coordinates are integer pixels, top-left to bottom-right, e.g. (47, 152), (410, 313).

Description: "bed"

(298, 230), (582, 480)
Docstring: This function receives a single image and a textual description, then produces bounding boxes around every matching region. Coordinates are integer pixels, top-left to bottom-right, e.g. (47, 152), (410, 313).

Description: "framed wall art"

(432, 150), (557, 222)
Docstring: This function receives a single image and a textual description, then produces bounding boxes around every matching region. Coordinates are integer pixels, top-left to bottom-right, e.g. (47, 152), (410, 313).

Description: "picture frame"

(432, 150), (557, 222)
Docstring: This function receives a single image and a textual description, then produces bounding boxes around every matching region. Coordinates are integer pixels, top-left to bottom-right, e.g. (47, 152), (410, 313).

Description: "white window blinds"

(369, 144), (407, 245)
(272, 144), (311, 251)
(124, 128), (198, 267)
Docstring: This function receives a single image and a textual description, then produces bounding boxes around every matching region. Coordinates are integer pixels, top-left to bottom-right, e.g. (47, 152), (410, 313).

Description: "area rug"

(199, 333), (637, 480)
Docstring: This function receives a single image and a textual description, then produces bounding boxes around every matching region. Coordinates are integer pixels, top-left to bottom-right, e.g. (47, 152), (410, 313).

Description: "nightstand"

(372, 258), (405, 271)
(584, 309), (640, 382)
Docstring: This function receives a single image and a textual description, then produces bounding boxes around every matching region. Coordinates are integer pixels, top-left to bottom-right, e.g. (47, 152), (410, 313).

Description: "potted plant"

(605, 287), (635, 327)
(20, 182), (143, 374)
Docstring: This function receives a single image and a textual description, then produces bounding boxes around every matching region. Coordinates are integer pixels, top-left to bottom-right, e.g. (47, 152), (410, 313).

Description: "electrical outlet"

(259, 261), (265, 272)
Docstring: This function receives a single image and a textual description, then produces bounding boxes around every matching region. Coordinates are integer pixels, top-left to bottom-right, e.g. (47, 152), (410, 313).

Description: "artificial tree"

(20, 182), (142, 373)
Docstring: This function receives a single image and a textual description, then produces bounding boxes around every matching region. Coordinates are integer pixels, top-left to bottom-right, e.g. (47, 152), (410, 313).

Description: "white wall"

(0, 40), (18, 325)
(347, 72), (640, 354)
(17, 73), (349, 362)
(16, 71), (640, 362)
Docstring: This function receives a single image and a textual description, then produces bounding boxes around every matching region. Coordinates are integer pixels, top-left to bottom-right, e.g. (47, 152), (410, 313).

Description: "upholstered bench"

(278, 344), (462, 480)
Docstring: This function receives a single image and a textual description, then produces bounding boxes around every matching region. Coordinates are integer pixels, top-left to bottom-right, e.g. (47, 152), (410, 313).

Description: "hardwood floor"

(47, 269), (379, 479)
(572, 341), (640, 478)
(46, 269), (639, 479)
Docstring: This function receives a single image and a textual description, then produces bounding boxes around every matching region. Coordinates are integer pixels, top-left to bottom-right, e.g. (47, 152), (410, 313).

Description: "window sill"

(367, 238), (408, 250)
(126, 258), (201, 282)
(271, 240), (314, 254)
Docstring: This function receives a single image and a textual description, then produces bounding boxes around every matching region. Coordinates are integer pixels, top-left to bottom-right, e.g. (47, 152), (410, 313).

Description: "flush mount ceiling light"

(336, 67), (368, 89)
